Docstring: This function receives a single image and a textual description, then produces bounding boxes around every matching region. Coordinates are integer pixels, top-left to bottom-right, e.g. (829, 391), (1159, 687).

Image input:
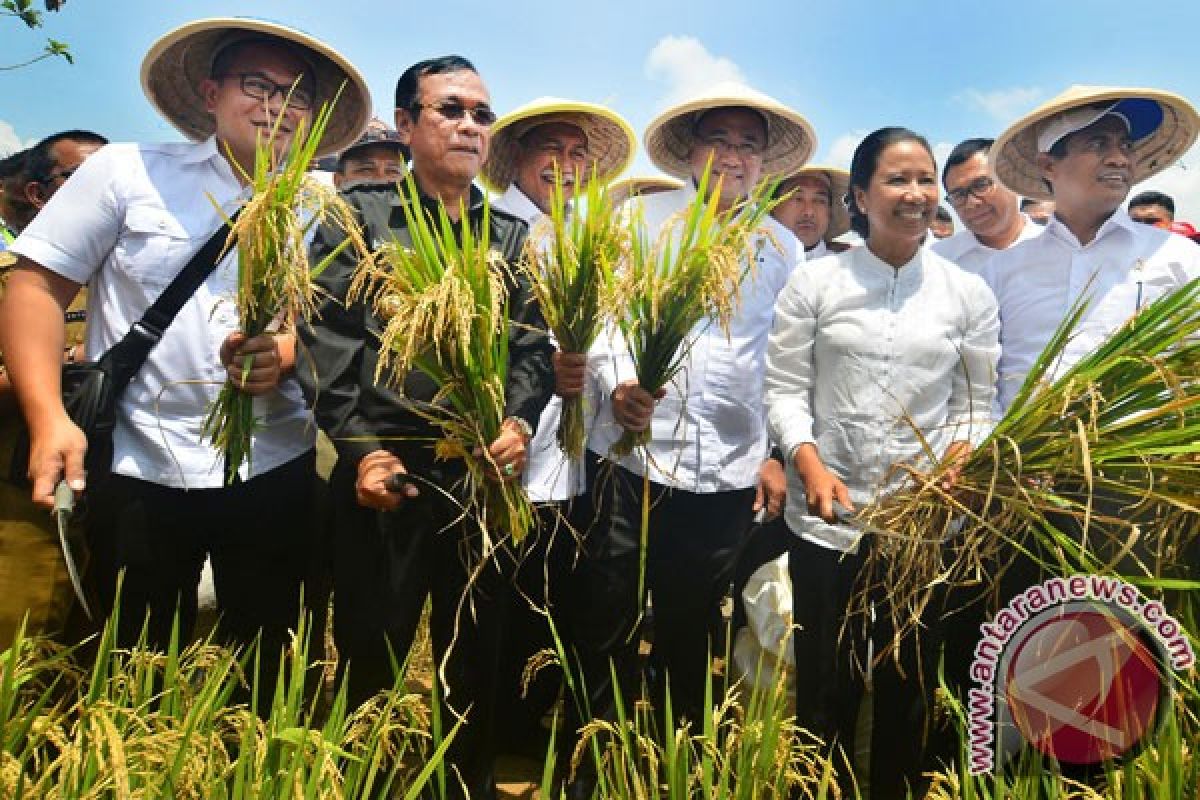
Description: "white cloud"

(825, 130), (867, 169)
(954, 87), (1046, 124)
(1132, 141), (1200, 222)
(0, 120), (34, 156)
(644, 36), (747, 105)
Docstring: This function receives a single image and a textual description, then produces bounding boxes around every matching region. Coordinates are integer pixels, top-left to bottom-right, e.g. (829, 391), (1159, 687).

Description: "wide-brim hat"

(482, 97), (636, 191)
(644, 82), (816, 182)
(778, 164), (851, 241)
(141, 17), (372, 158)
(991, 85), (1200, 202)
(606, 174), (686, 206)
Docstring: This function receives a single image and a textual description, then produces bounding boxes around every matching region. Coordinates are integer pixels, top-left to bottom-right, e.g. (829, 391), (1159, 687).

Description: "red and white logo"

(1002, 603), (1167, 766)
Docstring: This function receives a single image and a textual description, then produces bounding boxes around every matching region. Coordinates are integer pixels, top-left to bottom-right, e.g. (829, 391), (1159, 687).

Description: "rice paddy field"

(1, 585), (1196, 799)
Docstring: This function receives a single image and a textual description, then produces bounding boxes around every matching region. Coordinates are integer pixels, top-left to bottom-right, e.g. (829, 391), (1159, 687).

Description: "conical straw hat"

(777, 165), (851, 241)
(991, 85), (1199, 201)
(644, 82), (816, 181)
(482, 97), (636, 191)
(141, 17), (372, 157)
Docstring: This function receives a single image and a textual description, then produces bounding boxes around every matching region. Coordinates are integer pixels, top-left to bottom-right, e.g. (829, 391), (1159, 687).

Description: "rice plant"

(202, 84), (373, 483)
(0, 605), (452, 798)
(352, 171), (535, 542)
(607, 161), (781, 457)
(849, 277), (1200, 660)
(522, 166), (628, 459)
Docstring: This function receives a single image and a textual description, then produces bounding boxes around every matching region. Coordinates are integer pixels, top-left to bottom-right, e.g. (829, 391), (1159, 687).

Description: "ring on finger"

(503, 463), (515, 476)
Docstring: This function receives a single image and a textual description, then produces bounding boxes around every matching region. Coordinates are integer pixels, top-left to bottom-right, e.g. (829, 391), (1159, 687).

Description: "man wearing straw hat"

(770, 164), (850, 260)
(985, 85), (1200, 413)
(481, 96), (636, 754)
(933, 137), (1044, 276)
(298, 55), (554, 800)
(0, 18), (370, 681)
(577, 82), (812, 734)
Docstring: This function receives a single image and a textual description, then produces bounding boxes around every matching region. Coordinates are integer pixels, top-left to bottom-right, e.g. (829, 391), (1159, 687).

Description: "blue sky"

(4, 0), (1200, 215)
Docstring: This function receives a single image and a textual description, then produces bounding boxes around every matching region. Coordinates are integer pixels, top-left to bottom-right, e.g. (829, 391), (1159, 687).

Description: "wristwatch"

(503, 415), (534, 442)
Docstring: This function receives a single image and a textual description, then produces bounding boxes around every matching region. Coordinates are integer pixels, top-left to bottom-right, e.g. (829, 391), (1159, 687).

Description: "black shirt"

(296, 182), (553, 472)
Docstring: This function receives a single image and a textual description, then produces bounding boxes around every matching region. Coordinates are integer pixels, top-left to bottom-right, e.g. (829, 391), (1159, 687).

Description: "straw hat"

(141, 17), (372, 157)
(644, 82), (816, 181)
(991, 85), (1200, 202)
(482, 97), (636, 191)
(777, 165), (851, 241)
(606, 174), (686, 206)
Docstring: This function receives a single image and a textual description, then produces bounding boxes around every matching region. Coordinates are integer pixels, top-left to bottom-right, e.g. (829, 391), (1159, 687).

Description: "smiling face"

(853, 139), (939, 254)
(771, 173), (832, 249)
(396, 69), (492, 192)
(686, 107), (766, 206)
(512, 121), (589, 213)
(1037, 115), (1137, 222)
(201, 41), (315, 176)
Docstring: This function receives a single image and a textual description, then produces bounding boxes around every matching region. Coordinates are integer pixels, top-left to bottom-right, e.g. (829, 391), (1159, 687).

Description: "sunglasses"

(414, 100), (497, 127)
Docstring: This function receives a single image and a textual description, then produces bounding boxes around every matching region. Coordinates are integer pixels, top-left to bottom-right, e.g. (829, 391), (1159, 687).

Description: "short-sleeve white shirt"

(12, 138), (314, 488)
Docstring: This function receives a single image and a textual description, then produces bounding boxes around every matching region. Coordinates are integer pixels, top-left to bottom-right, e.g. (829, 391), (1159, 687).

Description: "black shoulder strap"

(102, 211), (240, 391)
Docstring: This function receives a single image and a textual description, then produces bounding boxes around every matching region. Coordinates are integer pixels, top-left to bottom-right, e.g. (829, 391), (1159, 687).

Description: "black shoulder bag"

(8, 214), (239, 487)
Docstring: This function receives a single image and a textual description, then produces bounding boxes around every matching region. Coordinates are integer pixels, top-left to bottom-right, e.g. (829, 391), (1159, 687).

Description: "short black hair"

(393, 55), (477, 117)
(1128, 190), (1175, 214)
(0, 149), (28, 180)
(935, 205), (953, 223)
(942, 138), (994, 187)
(846, 126), (935, 238)
(25, 129), (108, 184)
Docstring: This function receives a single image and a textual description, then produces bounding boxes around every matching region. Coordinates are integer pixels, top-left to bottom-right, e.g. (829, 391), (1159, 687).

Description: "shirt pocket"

(114, 206), (195, 289)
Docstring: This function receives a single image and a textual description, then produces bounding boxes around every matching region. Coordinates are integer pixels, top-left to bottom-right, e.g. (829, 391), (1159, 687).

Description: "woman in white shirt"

(764, 127), (999, 798)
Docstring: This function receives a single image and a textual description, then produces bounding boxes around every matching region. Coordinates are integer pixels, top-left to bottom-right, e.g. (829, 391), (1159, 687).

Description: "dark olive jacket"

(296, 182), (553, 473)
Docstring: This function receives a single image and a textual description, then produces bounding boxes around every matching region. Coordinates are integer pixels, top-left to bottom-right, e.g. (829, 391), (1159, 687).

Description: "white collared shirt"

(491, 183), (592, 502)
(805, 239), (829, 260)
(588, 185), (804, 493)
(765, 247), (999, 552)
(12, 138), (314, 488)
(982, 210), (1200, 414)
(932, 214), (1043, 276)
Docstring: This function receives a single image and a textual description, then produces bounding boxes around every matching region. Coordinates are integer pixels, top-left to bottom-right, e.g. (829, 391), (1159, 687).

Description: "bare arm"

(0, 258), (86, 506)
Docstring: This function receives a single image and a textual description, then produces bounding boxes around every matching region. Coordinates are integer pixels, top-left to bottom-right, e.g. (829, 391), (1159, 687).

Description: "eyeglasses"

(223, 72), (316, 112)
(696, 133), (764, 158)
(945, 175), (997, 208)
(414, 100), (497, 126)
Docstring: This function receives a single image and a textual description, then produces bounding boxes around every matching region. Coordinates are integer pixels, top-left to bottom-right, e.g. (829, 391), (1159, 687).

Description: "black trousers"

(564, 456), (755, 734)
(86, 450), (319, 700)
(788, 534), (943, 800)
(330, 459), (521, 800)
(493, 500), (577, 756)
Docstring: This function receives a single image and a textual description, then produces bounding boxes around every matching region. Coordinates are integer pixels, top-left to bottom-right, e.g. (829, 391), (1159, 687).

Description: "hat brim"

(482, 100), (636, 191)
(778, 165), (851, 242)
(605, 174), (686, 206)
(141, 17), (372, 158)
(644, 85), (816, 182)
(992, 86), (1199, 202)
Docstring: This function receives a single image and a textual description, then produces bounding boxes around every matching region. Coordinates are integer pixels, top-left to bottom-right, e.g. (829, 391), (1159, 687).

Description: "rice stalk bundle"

(202, 84), (372, 483)
(353, 172), (535, 543)
(849, 277), (1200, 660)
(608, 163), (780, 457)
(522, 166), (628, 459)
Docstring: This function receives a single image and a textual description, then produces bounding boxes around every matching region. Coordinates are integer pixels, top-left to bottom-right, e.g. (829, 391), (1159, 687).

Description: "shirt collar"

(859, 241), (924, 280)
(1044, 208), (1133, 250)
(497, 184), (545, 225)
(182, 136), (223, 166)
(391, 178), (485, 216)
